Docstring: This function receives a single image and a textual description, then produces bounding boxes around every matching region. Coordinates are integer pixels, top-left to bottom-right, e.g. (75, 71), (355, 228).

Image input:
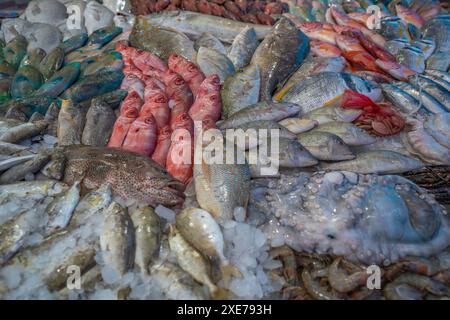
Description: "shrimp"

(328, 257), (369, 293)
(384, 273), (450, 300)
(301, 269), (341, 300)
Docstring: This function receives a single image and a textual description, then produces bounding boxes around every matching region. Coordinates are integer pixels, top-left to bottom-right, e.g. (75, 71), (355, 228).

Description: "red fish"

(140, 91), (170, 130)
(375, 59), (416, 81)
(144, 77), (166, 101)
(132, 49), (168, 74)
(336, 34), (380, 72)
(108, 107), (139, 148)
(169, 96), (190, 129)
(122, 114), (158, 156)
(120, 74), (145, 99)
(168, 53), (205, 97)
(189, 92), (222, 122)
(123, 63), (143, 79)
(162, 70), (194, 110)
(341, 29), (396, 62)
(151, 125), (172, 167)
(115, 42), (137, 67)
(310, 40), (342, 58)
(195, 74), (221, 98)
(396, 4), (425, 29)
(120, 91), (144, 115)
(297, 22), (337, 45)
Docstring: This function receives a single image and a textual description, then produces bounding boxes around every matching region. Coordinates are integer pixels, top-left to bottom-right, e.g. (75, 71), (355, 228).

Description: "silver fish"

(194, 32), (227, 55)
(397, 46), (425, 73)
(227, 26), (259, 70)
(423, 113), (450, 148)
(197, 47), (235, 83)
(386, 38), (411, 56)
(393, 81), (447, 114)
(381, 83), (423, 115)
(411, 39), (436, 60)
(311, 122), (376, 146)
(0, 152), (51, 184)
(303, 105), (363, 125)
(57, 100), (85, 146)
(297, 131), (355, 161)
(408, 75), (450, 110)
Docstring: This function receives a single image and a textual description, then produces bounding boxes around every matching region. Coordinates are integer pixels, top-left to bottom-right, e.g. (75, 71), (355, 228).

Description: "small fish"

(396, 46), (425, 74)
(219, 101), (300, 129)
(297, 22), (337, 45)
(411, 39), (436, 60)
(227, 26), (259, 70)
(100, 202), (135, 276)
(10, 66), (43, 99)
(0, 121), (47, 144)
(375, 59), (416, 81)
(81, 51), (124, 78)
(420, 72), (450, 92)
(386, 38), (410, 56)
(130, 206), (161, 275)
(297, 131), (355, 161)
(303, 105), (363, 125)
(197, 46), (235, 83)
(310, 40), (342, 58)
(140, 92), (170, 130)
(81, 99), (116, 147)
(168, 226), (228, 299)
(189, 75), (222, 122)
(119, 91), (144, 115)
(131, 48), (167, 76)
(57, 100), (85, 146)
(321, 150), (424, 174)
(39, 47), (64, 79)
(381, 83), (422, 115)
(35, 62), (81, 98)
(396, 4), (425, 29)
(161, 70), (194, 112)
(176, 207), (241, 284)
(87, 25), (122, 47)
(408, 75), (450, 111)
(311, 122), (376, 146)
(107, 107), (139, 148)
(71, 183), (112, 226)
(45, 181), (81, 235)
(19, 48), (46, 69)
(0, 141), (29, 155)
(221, 64), (260, 119)
(168, 53), (205, 97)
(151, 126), (172, 167)
(424, 113), (450, 148)
(0, 154), (36, 172)
(0, 152), (51, 184)
(195, 32), (227, 55)
(3, 35), (27, 69)
(40, 151), (66, 181)
(278, 118), (317, 134)
(122, 114), (158, 156)
(60, 33), (88, 54)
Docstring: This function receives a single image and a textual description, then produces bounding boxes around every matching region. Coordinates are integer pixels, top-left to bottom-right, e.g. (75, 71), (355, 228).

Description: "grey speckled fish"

(221, 64), (260, 119)
(197, 47), (235, 84)
(250, 18), (309, 100)
(227, 26), (259, 70)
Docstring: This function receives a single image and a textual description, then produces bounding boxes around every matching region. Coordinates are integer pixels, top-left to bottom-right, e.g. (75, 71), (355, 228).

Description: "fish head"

(171, 112), (194, 133)
(158, 125), (172, 141)
(199, 74), (221, 93)
(274, 17), (298, 33)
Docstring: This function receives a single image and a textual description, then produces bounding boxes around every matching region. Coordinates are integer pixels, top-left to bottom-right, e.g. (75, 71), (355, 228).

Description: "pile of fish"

(130, 0), (289, 25)
(0, 0), (449, 300)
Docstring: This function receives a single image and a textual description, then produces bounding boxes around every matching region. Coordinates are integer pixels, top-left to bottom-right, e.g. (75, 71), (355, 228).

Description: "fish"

(381, 83), (423, 115)
(93, 89), (128, 110)
(297, 22), (337, 45)
(280, 72), (382, 114)
(396, 46), (425, 74)
(25, 22), (62, 54)
(426, 51), (450, 72)
(0, 78), (11, 103)
(303, 105), (363, 125)
(129, 17), (196, 62)
(168, 53), (205, 97)
(168, 226), (227, 299)
(309, 39), (343, 58)
(138, 10), (271, 43)
(60, 33), (88, 54)
(10, 66), (43, 99)
(227, 26), (260, 70)
(45, 181), (81, 235)
(221, 64), (260, 119)
(219, 101), (300, 129)
(70, 183), (113, 226)
(62, 70), (124, 103)
(408, 75), (450, 111)
(100, 202), (135, 276)
(80, 51), (124, 78)
(108, 107), (139, 148)
(320, 150), (424, 174)
(39, 47), (64, 80)
(386, 38), (410, 56)
(0, 154), (36, 172)
(40, 150), (65, 181)
(395, 4), (425, 29)
(131, 48), (168, 76)
(423, 113), (450, 148)
(0, 121), (47, 144)
(422, 15), (450, 54)
(335, 34), (380, 72)
(197, 47), (235, 84)
(276, 56), (347, 99)
(424, 69), (450, 84)
(162, 70), (194, 112)
(3, 35), (27, 70)
(311, 121), (376, 146)
(393, 81), (447, 114)
(194, 32), (227, 55)
(411, 39), (436, 60)
(19, 48), (46, 69)
(84, 1), (115, 36)
(297, 131), (355, 161)
(0, 61), (16, 78)
(87, 25), (122, 47)
(119, 91), (144, 115)
(57, 100), (85, 146)
(278, 118), (317, 134)
(0, 141), (29, 155)
(122, 114), (158, 156)
(375, 59), (416, 81)
(379, 16), (411, 42)
(35, 62), (81, 98)
(139, 93), (170, 131)
(81, 99), (116, 147)
(189, 75), (222, 122)
(130, 206), (161, 275)
(353, 70), (394, 84)
(151, 126), (172, 167)
(43, 100), (60, 136)
(421, 72), (450, 92)
(0, 151), (50, 184)
(176, 207), (241, 284)
(250, 18), (309, 100)
(63, 146), (185, 207)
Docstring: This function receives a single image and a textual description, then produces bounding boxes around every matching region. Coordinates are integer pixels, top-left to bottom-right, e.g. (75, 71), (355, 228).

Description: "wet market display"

(0, 0), (449, 300)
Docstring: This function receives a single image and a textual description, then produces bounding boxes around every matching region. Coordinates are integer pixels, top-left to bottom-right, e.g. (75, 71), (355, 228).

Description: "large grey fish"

(250, 18), (309, 100)
(219, 101), (300, 129)
(311, 122), (376, 146)
(280, 72), (382, 114)
(139, 10), (271, 44)
(0, 120), (47, 144)
(394, 81), (447, 114)
(321, 150), (424, 174)
(227, 26), (259, 70)
(221, 64), (260, 119)
(302, 105), (362, 125)
(396, 46), (425, 73)
(194, 151), (251, 225)
(100, 202), (135, 277)
(297, 131), (355, 161)
(408, 75), (450, 110)
(0, 141), (29, 155)
(381, 83), (423, 115)
(197, 47), (235, 84)
(0, 154), (36, 172)
(57, 100), (85, 146)
(81, 99), (116, 147)
(194, 32), (227, 55)
(0, 152), (51, 184)
(129, 17), (196, 62)
(130, 206), (161, 275)
(45, 181), (80, 235)
(275, 56), (347, 99)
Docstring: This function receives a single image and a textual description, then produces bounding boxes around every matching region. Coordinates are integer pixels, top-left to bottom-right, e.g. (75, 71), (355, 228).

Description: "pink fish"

(189, 92), (221, 123)
(108, 107), (139, 148)
(140, 91), (170, 130)
(151, 125), (172, 167)
(310, 40), (342, 58)
(375, 59), (416, 81)
(132, 49), (168, 74)
(161, 70), (194, 110)
(195, 74), (221, 98)
(396, 4), (425, 29)
(298, 22), (337, 45)
(120, 74), (145, 99)
(120, 91), (144, 115)
(144, 77), (166, 101)
(122, 114), (158, 156)
(168, 53), (206, 97)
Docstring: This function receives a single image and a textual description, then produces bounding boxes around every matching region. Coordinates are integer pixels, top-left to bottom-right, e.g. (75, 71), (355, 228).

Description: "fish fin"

(273, 84), (293, 102)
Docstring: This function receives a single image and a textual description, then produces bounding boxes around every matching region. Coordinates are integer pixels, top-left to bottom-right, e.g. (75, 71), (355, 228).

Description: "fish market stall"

(0, 0), (449, 300)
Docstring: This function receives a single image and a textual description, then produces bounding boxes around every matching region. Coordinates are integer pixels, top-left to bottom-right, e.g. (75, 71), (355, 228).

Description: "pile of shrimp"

(269, 246), (450, 300)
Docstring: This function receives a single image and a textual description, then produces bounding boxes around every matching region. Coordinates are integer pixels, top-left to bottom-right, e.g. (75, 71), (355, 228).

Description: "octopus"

(248, 171), (450, 265)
